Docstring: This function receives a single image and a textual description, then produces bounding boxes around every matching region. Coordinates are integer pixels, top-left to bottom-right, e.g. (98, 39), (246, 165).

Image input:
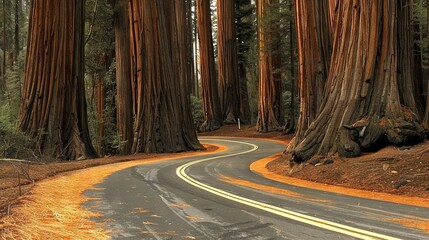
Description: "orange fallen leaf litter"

(251, 154), (429, 208)
(388, 217), (429, 234)
(219, 174), (302, 198)
(251, 153), (429, 233)
(219, 174), (332, 203)
(0, 144), (222, 240)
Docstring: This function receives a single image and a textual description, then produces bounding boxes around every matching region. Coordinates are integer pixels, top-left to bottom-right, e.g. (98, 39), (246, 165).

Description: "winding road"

(85, 138), (429, 240)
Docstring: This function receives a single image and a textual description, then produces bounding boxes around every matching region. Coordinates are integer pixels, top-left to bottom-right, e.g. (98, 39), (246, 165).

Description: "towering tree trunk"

(114, 0), (133, 154)
(19, 0), (96, 160)
(217, 0), (240, 124)
(412, 19), (425, 116)
(197, 0), (222, 132)
(186, 0), (196, 97)
(173, 1), (204, 150)
(129, 0), (143, 119)
(288, 0), (332, 147)
(397, 0), (418, 116)
(130, 0), (202, 153)
(289, 1), (424, 162)
(13, 0), (21, 66)
(193, 6), (200, 99)
(256, 0), (282, 132)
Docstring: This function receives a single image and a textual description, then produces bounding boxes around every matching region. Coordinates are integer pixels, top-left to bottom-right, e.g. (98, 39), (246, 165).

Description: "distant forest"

(0, 0), (428, 162)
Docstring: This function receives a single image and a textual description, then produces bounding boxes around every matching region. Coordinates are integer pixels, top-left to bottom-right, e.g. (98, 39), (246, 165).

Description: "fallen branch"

(0, 158), (45, 165)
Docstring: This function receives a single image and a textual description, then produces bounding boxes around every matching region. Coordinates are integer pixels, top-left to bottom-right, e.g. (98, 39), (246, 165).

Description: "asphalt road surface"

(85, 138), (429, 240)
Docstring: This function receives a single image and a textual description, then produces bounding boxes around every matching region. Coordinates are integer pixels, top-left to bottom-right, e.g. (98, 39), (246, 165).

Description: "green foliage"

(0, 122), (34, 159)
(100, 61), (121, 156)
(84, 0), (118, 156)
(246, 38), (259, 123)
(236, 0), (258, 123)
(86, 59), (120, 156)
(236, 0), (256, 67)
(0, 72), (35, 159)
(191, 96), (204, 130)
(414, 0), (429, 67)
(282, 90), (298, 120)
(263, 0), (298, 127)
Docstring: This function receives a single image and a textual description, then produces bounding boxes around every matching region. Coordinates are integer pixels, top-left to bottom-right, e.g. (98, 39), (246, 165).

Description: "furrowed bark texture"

(114, 0), (134, 154)
(172, 1), (205, 150)
(256, 0), (283, 133)
(197, 0), (222, 132)
(397, 0), (418, 116)
(130, 0), (202, 153)
(289, 1), (424, 162)
(217, 0), (240, 124)
(288, 0), (332, 148)
(19, 0), (96, 160)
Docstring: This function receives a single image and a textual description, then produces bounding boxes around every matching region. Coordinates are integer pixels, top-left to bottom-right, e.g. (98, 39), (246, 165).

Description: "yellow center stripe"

(176, 139), (401, 240)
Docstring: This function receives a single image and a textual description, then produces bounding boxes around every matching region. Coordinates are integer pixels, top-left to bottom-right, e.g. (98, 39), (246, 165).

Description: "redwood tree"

(289, 1), (424, 162)
(130, 0), (203, 153)
(256, 0), (283, 132)
(217, 0), (240, 124)
(288, 0), (332, 147)
(114, 0), (133, 154)
(19, 0), (96, 160)
(197, 0), (222, 132)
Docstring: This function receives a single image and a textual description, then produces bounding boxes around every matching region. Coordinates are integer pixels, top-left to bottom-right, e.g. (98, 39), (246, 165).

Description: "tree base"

(290, 114), (425, 163)
(199, 120), (221, 132)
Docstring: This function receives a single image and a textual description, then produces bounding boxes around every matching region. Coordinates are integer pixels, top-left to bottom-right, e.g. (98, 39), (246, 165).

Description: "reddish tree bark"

(130, 0), (202, 153)
(217, 0), (240, 124)
(397, 0), (418, 116)
(19, 0), (96, 160)
(289, 1), (424, 161)
(288, 0), (332, 147)
(114, 0), (133, 154)
(197, 0), (222, 132)
(256, 0), (283, 133)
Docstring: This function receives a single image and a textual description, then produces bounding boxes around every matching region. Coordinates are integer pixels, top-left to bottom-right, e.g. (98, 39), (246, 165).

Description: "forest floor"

(1, 124), (428, 217)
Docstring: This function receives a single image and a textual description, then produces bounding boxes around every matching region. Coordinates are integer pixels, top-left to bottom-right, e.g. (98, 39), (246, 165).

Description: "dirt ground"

(1, 124), (428, 217)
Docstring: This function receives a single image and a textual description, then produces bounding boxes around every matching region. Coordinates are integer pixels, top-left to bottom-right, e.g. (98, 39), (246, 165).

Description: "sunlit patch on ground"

(387, 216), (429, 234)
(219, 174), (302, 198)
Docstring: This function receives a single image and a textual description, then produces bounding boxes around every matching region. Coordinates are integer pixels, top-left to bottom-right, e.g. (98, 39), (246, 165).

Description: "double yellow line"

(176, 139), (401, 240)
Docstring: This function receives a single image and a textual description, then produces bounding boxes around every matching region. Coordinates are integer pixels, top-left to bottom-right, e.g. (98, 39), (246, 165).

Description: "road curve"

(85, 138), (429, 240)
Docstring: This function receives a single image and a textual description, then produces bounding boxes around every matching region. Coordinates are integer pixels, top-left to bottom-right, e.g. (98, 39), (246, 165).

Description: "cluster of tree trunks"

(127, 0), (203, 153)
(197, 0), (253, 131)
(288, 0), (425, 162)
(19, 0), (96, 160)
(19, 0), (203, 159)
(18, 0), (429, 161)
